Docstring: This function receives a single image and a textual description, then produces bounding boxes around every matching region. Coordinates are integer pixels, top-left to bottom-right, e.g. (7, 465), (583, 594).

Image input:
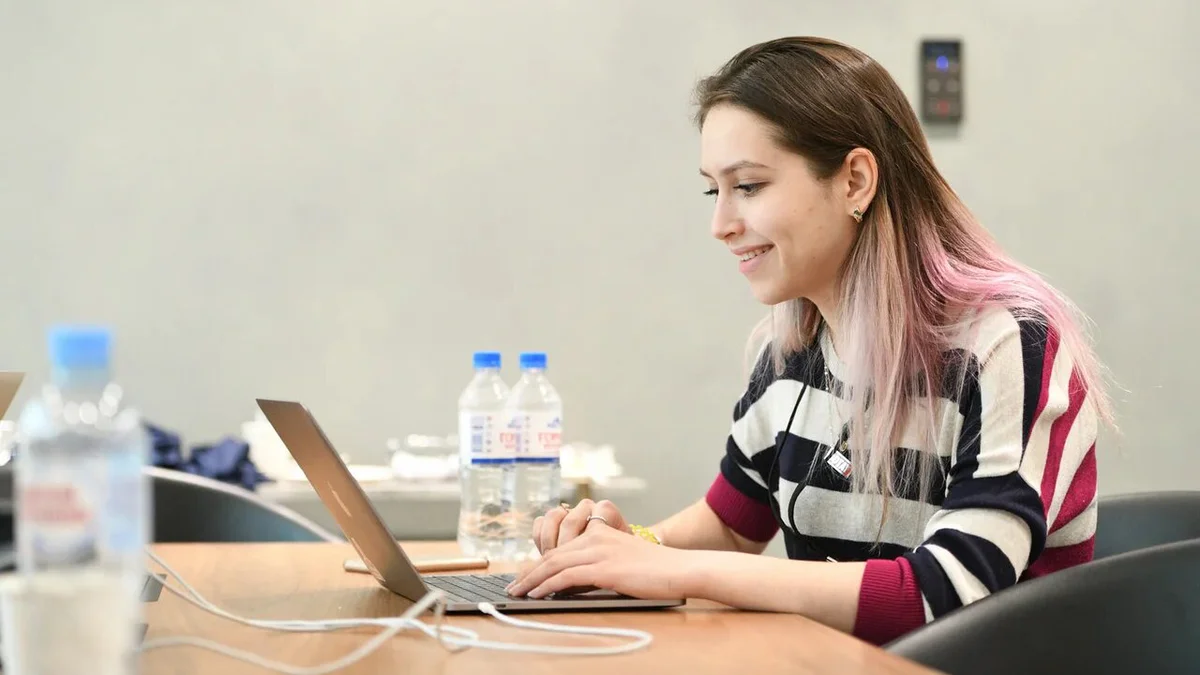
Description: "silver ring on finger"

(585, 515), (609, 526)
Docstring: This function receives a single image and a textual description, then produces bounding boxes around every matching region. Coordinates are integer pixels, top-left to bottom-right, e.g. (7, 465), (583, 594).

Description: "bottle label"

(500, 415), (522, 458)
(458, 411), (509, 464)
(512, 411), (562, 462)
(18, 446), (145, 568)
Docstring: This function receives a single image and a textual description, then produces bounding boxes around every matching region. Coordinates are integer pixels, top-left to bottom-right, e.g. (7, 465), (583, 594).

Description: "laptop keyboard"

(424, 573), (517, 603)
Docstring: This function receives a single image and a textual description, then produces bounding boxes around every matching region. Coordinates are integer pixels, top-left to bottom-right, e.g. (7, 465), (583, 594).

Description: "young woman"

(506, 36), (1112, 645)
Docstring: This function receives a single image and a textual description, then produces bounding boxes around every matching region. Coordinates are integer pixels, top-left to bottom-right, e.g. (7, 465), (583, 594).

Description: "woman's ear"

(842, 148), (878, 222)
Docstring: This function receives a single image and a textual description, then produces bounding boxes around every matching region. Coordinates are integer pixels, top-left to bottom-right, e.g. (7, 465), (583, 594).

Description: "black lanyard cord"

(765, 382), (804, 536)
(766, 379), (840, 563)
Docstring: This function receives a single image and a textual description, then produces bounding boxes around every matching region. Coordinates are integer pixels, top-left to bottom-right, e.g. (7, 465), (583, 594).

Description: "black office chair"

(1093, 490), (1200, 560)
(149, 466), (341, 543)
(886, 537), (1200, 675)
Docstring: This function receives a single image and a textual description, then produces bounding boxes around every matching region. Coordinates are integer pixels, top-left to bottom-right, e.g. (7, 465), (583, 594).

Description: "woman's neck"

(809, 291), (845, 358)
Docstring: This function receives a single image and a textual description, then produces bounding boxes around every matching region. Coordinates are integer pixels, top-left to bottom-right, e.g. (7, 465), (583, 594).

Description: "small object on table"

(387, 434), (459, 482)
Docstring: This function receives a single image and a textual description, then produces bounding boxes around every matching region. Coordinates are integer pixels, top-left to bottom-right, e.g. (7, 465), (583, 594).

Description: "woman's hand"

(507, 519), (695, 601)
(531, 499), (631, 554)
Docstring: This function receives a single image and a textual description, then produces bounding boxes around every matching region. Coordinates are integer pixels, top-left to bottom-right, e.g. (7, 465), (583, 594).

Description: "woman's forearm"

(682, 549), (866, 633)
(651, 499), (769, 554)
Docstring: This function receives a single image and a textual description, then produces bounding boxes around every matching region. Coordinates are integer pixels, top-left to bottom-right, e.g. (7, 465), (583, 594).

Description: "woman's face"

(700, 104), (859, 307)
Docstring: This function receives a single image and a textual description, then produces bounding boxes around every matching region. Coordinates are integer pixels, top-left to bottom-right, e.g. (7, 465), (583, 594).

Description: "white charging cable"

(140, 549), (653, 673)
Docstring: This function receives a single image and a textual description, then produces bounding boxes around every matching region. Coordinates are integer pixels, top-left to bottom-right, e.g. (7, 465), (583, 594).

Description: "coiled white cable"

(139, 549), (653, 673)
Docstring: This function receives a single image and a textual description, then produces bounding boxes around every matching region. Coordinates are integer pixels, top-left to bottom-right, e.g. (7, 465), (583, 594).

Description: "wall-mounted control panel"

(920, 39), (963, 124)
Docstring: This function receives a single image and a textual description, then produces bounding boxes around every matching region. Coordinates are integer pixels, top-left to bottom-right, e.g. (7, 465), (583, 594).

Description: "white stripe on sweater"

(923, 507), (1033, 576)
(781, 483), (939, 547)
(973, 311), (1027, 478)
(1046, 499), (1097, 547)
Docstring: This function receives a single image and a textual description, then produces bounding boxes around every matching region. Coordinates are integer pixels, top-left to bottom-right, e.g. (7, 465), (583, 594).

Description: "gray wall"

(1, 0), (1197, 528)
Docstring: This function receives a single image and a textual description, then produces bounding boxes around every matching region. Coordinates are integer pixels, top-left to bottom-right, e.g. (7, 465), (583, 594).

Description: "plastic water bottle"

(12, 326), (151, 674)
(456, 351), (514, 560)
(508, 352), (563, 560)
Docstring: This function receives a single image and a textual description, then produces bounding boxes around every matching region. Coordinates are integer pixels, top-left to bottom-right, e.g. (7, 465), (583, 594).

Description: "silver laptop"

(255, 398), (682, 613)
(0, 372), (24, 418)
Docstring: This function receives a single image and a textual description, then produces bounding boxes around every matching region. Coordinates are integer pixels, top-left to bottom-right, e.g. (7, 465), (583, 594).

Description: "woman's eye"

(703, 183), (763, 198)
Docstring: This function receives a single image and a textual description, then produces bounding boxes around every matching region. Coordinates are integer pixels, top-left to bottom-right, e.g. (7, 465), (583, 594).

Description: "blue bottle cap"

(472, 351), (501, 369)
(519, 352), (546, 370)
(49, 325), (112, 371)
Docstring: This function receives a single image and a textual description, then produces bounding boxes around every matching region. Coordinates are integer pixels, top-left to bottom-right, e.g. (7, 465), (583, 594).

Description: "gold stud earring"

(851, 207), (863, 223)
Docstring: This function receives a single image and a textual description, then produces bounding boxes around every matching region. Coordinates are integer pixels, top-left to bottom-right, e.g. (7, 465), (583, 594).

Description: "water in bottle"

(12, 326), (151, 675)
(456, 351), (514, 559)
(508, 352), (563, 560)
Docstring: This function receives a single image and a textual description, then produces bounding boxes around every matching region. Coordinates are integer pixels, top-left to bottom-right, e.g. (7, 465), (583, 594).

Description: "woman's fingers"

(534, 498), (628, 554)
(528, 565), (603, 599)
(537, 503), (571, 554)
(507, 546), (598, 597)
(590, 499), (629, 533)
(556, 499), (595, 548)
(531, 515), (544, 547)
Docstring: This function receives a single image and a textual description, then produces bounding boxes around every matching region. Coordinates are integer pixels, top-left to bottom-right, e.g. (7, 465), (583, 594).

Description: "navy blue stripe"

(942, 472), (1047, 560)
(732, 351), (775, 422)
(719, 452), (772, 504)
(904, 547), (963, 618)
(924, 528), (1017, 592)
(947, 356), (983, 486)
(1016, 317), (1050, 452)
(785, 534), (912, 562)
(725, 434), (777, 487)
(775, 433), (831, 482)
(732, 343), (826, 423)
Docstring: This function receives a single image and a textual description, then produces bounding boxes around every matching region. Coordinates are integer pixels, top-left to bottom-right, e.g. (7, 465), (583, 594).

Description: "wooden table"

(140, 542), (942, 675)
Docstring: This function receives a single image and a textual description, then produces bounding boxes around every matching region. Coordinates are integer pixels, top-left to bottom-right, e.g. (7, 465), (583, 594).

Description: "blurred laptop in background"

(0, 372), (23, 418)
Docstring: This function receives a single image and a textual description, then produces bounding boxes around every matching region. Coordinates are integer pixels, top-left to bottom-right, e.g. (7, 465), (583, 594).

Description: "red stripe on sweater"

(1039, 367), (1087, 519)
(704, 473), (779, 543)
(1051, 442), (1097, 533)
(1023, 536), (1095, 580)
(853, 558), (927, 646)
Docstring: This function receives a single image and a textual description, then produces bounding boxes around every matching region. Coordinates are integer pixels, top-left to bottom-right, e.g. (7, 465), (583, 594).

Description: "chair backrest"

(149, 466), (341, 543)
(886, 537), (1200, 675)
(1093, 490), (1200, 559)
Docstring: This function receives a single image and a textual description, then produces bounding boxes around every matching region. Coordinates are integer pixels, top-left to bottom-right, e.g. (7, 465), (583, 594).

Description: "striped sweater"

(705, 307), (1099, 644)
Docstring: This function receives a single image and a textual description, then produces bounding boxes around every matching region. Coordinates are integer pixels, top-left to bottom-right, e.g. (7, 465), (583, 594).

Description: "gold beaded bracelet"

(629, 524), (661, 545)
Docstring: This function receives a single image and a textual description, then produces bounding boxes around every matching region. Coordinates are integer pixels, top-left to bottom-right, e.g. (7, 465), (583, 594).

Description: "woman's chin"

(748, 282), (790, 306)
